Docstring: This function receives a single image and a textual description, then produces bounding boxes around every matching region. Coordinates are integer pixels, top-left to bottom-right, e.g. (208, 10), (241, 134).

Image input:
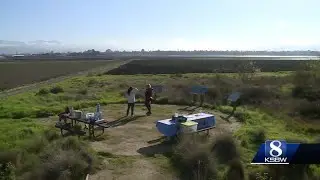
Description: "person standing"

(144, 84), (153, 115)
(125, 86), (139, 116)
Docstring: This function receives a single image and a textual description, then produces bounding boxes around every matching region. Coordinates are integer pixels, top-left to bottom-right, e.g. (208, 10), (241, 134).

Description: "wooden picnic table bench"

(165, 126), (216, 142)
(55, 116), (111, 138)
(196, 126), (215, 135)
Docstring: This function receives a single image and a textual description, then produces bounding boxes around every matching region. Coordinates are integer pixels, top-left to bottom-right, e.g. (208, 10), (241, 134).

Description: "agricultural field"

(0, 59), (123, 91)
(107, 59), (312, 75)
(1, 59), (320, 180)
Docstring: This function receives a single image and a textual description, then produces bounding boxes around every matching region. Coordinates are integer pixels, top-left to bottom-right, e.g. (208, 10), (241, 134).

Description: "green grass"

(1, 69), (320, 179)
(0, 72), (292, 119)
(0, 118), (46, 150)
(217, 105), (320, 177)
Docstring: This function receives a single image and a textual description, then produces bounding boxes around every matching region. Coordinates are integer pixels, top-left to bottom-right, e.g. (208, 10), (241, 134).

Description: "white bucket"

(74, 110), (82, 119)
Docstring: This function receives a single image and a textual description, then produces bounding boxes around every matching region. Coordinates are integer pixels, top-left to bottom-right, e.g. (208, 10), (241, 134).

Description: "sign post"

(190, 86), (208, 106)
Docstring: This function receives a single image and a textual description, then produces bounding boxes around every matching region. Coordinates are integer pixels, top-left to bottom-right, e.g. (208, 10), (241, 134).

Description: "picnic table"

(55, 116), (111, 138)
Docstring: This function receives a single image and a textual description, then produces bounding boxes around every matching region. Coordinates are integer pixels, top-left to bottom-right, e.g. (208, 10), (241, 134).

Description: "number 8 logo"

(269, 140), (283, 157)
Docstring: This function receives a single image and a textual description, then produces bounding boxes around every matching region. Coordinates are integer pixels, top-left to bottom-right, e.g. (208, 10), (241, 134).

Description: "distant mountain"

(0, 40), (77, 54)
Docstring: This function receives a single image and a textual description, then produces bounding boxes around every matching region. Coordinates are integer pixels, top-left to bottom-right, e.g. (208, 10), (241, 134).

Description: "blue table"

(156, 113), (216, 137)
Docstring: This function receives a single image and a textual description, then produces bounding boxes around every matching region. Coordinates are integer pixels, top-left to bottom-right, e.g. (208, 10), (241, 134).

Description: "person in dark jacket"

(144, 84), (153, 115)
(58, 106), (70, 123)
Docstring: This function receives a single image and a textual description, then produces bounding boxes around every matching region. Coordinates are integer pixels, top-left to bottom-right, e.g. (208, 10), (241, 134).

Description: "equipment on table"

(69, 107), (75, 117)
(180, 121), (198, 133)
(73, 110), (83, 119)
(86, 113), (95, 121)
(156, 113), (216, 137)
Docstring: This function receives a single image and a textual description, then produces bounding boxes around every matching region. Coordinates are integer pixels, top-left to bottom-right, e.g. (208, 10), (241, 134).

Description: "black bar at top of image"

(290, 144), (320, 164)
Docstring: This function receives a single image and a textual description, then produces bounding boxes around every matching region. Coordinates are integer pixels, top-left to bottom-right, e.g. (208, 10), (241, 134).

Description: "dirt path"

(0, 59), (129, 98)
(89, 104), (241, 180)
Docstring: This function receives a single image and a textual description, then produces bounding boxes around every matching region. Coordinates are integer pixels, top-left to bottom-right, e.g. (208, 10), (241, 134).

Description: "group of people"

(58, 84), (154, 121)
(125, 84), (153, 116)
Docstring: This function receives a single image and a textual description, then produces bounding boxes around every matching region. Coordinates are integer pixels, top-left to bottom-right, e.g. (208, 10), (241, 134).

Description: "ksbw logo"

(264, 140), (288, 164)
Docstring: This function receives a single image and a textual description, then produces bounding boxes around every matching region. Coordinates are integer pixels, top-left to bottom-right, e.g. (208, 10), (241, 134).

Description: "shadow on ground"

(107, 115), (146, 128)
(137, 140), (174, 157)
(177, 106), (201, 114)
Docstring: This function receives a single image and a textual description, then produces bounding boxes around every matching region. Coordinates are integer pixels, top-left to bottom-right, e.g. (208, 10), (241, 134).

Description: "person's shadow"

(106, 115), (145, 128)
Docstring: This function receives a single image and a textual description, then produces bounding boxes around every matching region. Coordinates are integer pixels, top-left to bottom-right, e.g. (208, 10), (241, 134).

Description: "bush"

(77, 89), (88, 95)
(24, 137), (48, 154)
(50, 86), (64, 94)
(35, 109), (53, 118)
(240, 87), (276, 104)
(207, 87), (221, 100)
(155, 97), (169, 104)
(292, 86), (320, 101)
(249, 128), (266, 145)
(173, 135), (218, 180)
(233, 112), (249, 123)
(296, 101), (320, 119)
(43, 129), (60, 142)
(210, 134), (240, 165)
(0, 162), (16, 180)
(12, 111), (28, 119)
(0, 128), (100, 180)
(36, 88), (49, 96)
(87, 79), (98, 86)
(267, 165), (310, 180)
(224, 159), (245, 180)
(31, 150), (89, 180)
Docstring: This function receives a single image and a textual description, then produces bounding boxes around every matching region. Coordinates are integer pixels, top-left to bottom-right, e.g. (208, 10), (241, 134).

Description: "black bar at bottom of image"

(290, 144), (320, 164)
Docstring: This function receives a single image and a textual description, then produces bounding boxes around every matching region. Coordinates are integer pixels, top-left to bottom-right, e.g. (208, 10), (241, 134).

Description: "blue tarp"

(156, 113), (215, 137)
(190, 86), (208, 94)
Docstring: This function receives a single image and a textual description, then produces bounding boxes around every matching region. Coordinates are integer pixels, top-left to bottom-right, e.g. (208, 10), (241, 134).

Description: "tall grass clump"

(50, 86), (64, 94)
(36, 88), (49, 96)
(172, 134), (218, 180)
(1, 129), (101, 180)
(292, 61), (320, 119)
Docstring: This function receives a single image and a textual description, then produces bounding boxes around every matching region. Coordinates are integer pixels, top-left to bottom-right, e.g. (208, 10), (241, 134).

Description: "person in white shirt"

(125, 86), (139, 116)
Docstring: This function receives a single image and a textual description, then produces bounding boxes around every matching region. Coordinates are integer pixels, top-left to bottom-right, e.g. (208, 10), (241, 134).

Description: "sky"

(1, 0), (320, 51)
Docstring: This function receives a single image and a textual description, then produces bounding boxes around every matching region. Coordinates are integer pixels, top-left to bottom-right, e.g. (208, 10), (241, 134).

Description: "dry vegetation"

(0, 60), (118, 91)
(106, 59), (310, 74)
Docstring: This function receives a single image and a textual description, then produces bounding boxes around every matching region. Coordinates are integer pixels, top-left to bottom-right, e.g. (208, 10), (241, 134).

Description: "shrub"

(36, 88), (49, 96)
(206, 87), (221, 100)
(296, 101), (320, 119)
(173, 135), (218, 180)
(28, 150), (89, 180)
(249, 128), (266, 145)
(50, 86), (64, 94)
(0, 131), (99, 180)
(12, 111), (28, 119)
(77, 89), (88, 95)
(87, 79), (98, 86)
(0, 162), (16, 180)
(224, 159), (245, 180)
(43, 129), (60, 142)
(292, 85), (320, 101)
(35, 109), (53, 118)
(155, 97), (169, 104)
(210, 134), (240, 165)
(240, 86), (276, 104)
(233, 111), (249, 122)
(267, 165), (310, 180)
(24, 137), (48, 154)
